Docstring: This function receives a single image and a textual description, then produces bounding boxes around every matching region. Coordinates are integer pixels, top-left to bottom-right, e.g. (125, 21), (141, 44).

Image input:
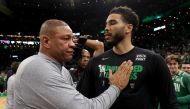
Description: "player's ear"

(125, 24), (133, 33)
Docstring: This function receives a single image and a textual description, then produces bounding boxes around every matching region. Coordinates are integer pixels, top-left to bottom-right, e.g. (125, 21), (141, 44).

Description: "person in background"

(181, 63), (190, 74)
(0, 70), (6, 92)
(72, 36), (105, 82)
(14, 19), (133, 109)
(74, 49), (91, 82)
(77, 6), (179, 109)
(5, 61), (20, 109)
(166, 54), (190, 109)
(74, 35), (104, 57)
(5, 62), (19, 90)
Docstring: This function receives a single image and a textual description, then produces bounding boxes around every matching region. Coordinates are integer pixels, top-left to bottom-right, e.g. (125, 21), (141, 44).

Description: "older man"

(14, 19), (133, 109)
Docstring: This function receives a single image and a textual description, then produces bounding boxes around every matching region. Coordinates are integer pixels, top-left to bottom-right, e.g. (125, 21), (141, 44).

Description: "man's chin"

(64, 57), (72, 62)
(106, 41), (115, 47)
(105, 39), (112, 42)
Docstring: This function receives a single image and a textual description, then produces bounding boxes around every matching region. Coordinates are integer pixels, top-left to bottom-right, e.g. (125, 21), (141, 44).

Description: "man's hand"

(109, 60), (133, 90)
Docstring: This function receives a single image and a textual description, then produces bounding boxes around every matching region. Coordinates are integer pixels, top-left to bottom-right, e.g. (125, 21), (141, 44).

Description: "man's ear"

(125, 24), (133, 33)
(41, 36), (51, 48)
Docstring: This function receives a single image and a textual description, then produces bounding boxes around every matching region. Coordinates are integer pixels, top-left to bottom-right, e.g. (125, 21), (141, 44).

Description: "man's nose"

(70, 39), (76, 48)
(105, 24), (110, 31)
(84, 57), (89, 61)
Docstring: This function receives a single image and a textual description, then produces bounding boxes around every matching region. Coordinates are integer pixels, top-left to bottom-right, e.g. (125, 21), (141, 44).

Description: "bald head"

(39, 19), (75, 63)
(81, 49), (90, 55)
(39, 19), (68, 37)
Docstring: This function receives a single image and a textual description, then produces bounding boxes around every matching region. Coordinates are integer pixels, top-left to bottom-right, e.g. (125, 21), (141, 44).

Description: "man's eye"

(62, 37), (70, 40)
(110, 21), (117, 25)
(111, 22), (116, 25)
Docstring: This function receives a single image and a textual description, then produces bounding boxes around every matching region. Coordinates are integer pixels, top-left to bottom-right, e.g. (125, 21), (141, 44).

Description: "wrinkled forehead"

(64, 25), (72, 31)
(55, 25), (73, 36)
(59, 25), (72, 32)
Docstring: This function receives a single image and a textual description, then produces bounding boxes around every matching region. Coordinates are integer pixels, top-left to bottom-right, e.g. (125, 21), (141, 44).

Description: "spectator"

(166, 54), (190, 109)
(5, 62), (20, 90)
(5, 62), (20, 109)
(181, 63), (190, 74)
(74, 49), (91, 82)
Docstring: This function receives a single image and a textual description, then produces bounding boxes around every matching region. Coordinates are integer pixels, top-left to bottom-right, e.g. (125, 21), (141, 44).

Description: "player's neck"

(113, 40), (134, 55)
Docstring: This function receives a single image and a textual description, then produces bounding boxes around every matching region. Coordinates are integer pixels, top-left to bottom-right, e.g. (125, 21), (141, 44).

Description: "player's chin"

(105, 39), (113, 43)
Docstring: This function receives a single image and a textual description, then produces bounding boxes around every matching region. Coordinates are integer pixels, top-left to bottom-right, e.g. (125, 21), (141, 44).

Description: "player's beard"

(107, 29), (125, 47)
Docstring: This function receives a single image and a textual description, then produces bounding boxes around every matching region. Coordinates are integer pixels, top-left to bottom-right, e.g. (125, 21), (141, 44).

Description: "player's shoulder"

(135, 47), (158, 56)
(134, 47), (164, 61)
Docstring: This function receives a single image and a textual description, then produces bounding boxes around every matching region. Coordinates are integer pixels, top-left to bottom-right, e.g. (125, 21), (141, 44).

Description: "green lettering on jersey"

(130, 65), (143, 80)
(104, 66), (118, 78)
(101, 65), (143, 80)
(133, 65), (143, 72)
